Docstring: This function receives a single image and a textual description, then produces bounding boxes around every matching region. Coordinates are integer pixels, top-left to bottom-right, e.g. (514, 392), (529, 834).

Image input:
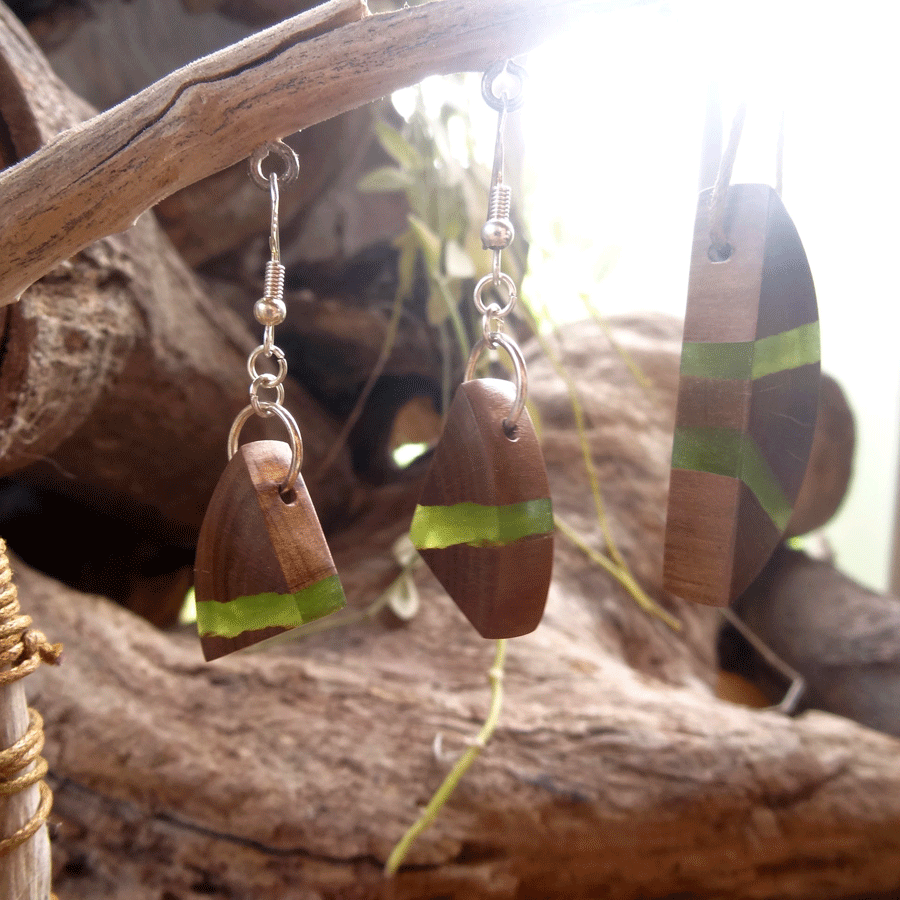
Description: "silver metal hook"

(464, 332), (528, 435)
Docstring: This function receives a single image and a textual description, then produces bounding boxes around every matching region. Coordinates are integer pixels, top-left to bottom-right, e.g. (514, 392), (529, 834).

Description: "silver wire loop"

(248, 344), (288, 386)
(228, 402), (304, 493)
(250, 375), (286, 414)
(481, 302), (504, 344)
(464, 332), (527, 433)
(473, 271), (517, 317)
(481, 60), (527, 112)
(249, 140), (300, 190)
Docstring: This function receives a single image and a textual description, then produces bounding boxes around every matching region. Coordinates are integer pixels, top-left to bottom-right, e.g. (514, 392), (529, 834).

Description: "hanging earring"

(409, 61), (553, 639)
(194, 140), (346, 661)
(663, 105), (821, 607)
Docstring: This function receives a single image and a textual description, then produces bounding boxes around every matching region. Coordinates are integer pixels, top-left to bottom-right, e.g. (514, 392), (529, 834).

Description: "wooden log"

(732, 545), (900, 736)
(0, 0), (655, 308)
(786, 372), (855, 537)
(0, 4), (356, 541)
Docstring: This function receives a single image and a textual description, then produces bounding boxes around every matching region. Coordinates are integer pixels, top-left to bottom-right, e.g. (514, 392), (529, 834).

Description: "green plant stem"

(555, 515), (680, 631)
(580, 293), (653, 394)
(529, 321), (628, 571)
(384, 638), (507, 876)
(312, 286), (407, 482)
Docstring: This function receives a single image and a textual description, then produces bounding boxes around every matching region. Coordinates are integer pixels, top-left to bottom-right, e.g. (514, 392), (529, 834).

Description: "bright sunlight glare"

(521, 3), (900, 591)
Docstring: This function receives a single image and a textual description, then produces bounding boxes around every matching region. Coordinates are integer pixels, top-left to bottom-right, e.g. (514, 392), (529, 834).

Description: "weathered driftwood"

(15, 316), (899, 900)
(0, 5), (356, 544)
(786, 372), (855, 537)
(0, 0), (655, 307)
(733, 545), (900, 737)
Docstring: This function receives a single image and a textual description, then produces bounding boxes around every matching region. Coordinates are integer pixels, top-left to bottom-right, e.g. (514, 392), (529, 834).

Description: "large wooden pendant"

(194, 440), (346, 660)
(663, 184), (820, 606)
(410, 378), (553, 638)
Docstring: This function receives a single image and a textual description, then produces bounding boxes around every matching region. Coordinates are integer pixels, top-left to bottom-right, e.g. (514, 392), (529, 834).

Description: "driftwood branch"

(0, 4), (358, 550)
(0, 0), (650, 307)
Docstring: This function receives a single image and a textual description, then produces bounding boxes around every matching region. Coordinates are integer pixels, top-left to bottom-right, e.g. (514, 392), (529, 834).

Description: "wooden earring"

(663, 110), (820, 607)
(194, 142), (345, 661)
(410, 61), (553, 639)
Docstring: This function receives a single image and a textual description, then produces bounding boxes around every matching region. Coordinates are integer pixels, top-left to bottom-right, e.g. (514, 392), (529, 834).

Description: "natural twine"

(0, 539), (62, 859)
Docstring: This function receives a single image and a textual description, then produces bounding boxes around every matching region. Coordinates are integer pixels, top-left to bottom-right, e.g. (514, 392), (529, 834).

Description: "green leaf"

(375, 120), (425, 172)
(393, 228), (418, 304)
(407, 214), (442, 275)
(357, 166), (414, 194)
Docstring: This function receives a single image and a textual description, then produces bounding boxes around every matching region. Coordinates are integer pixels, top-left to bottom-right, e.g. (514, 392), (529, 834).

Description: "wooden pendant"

(410, 378), (553, 638)
(663, 183), (820, 606)
(194, 440), (345, 661)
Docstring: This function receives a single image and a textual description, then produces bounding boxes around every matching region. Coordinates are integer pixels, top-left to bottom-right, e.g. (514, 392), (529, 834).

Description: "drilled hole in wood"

(503, 422), (520, 442)
(279, 487), (298, 505)
(708, 242), (733, 262)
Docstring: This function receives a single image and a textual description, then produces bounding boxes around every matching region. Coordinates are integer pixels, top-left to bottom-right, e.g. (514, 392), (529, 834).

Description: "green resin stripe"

(672, 427), (792, 532)
(410, 499), (554, 551)
(196, 574), (346, 639)
(680, 320), (820, 381)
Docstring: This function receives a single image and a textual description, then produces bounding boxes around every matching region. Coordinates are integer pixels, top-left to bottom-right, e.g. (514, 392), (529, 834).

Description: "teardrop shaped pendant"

(410, 378), (553, 638)
(410, 62), (552, 638)
(194, 141), (345, 660)
(195, 440), (345, 661)
(663, 183), (820, 606)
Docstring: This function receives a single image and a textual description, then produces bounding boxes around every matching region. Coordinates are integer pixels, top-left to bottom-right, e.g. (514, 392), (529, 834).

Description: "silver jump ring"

(249, 140), (300, 190)
(481, 60), (527, 112)
(248, 344), (288, 386)
(228, 402), (304, 493)
(464, 332), (528, 434)
(250, 375), (286, 413)
(482, 302), (504, 344)
(473, 272), (517, 317)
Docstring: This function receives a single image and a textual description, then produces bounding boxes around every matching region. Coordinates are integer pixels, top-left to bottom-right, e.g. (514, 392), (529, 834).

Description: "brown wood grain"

(194, 440), (339, 660)
(664, 184), (819, 607)
(675, 375), (752, 432)
(663, 468), (740, 605)
(730, 481), (782, 600)
(681, 185), (766, 344)
(417, 379), (553, 638)
(419, 380), (550, 508)
(748, 362), (820, 499)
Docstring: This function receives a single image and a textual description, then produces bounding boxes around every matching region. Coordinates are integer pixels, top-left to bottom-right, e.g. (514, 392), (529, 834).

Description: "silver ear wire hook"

(468, 62), (528, 432)
(230, 139), (303, 495)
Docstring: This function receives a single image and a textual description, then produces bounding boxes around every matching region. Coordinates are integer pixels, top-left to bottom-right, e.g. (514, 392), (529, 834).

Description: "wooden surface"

(195, 440), (345, 660)
(12, 316), (898, 900)
(664, 184), (820, 606)
(0, 0), (654, 308)
(412, 379), (553, 638)
(0, 4), (357, 561)
(732, 545), (900, 737)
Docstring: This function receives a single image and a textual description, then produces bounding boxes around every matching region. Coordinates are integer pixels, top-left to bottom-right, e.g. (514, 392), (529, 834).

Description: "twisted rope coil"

(0, 540), (62, 858)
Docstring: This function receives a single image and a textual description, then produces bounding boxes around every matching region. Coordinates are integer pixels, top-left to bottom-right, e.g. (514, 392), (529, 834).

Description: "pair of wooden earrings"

(196, 63), (555, 661)
(663, 106), (821, 607)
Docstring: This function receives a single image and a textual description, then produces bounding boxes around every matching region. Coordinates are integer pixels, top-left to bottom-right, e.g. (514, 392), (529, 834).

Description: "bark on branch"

(0, 0), (652, 307)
